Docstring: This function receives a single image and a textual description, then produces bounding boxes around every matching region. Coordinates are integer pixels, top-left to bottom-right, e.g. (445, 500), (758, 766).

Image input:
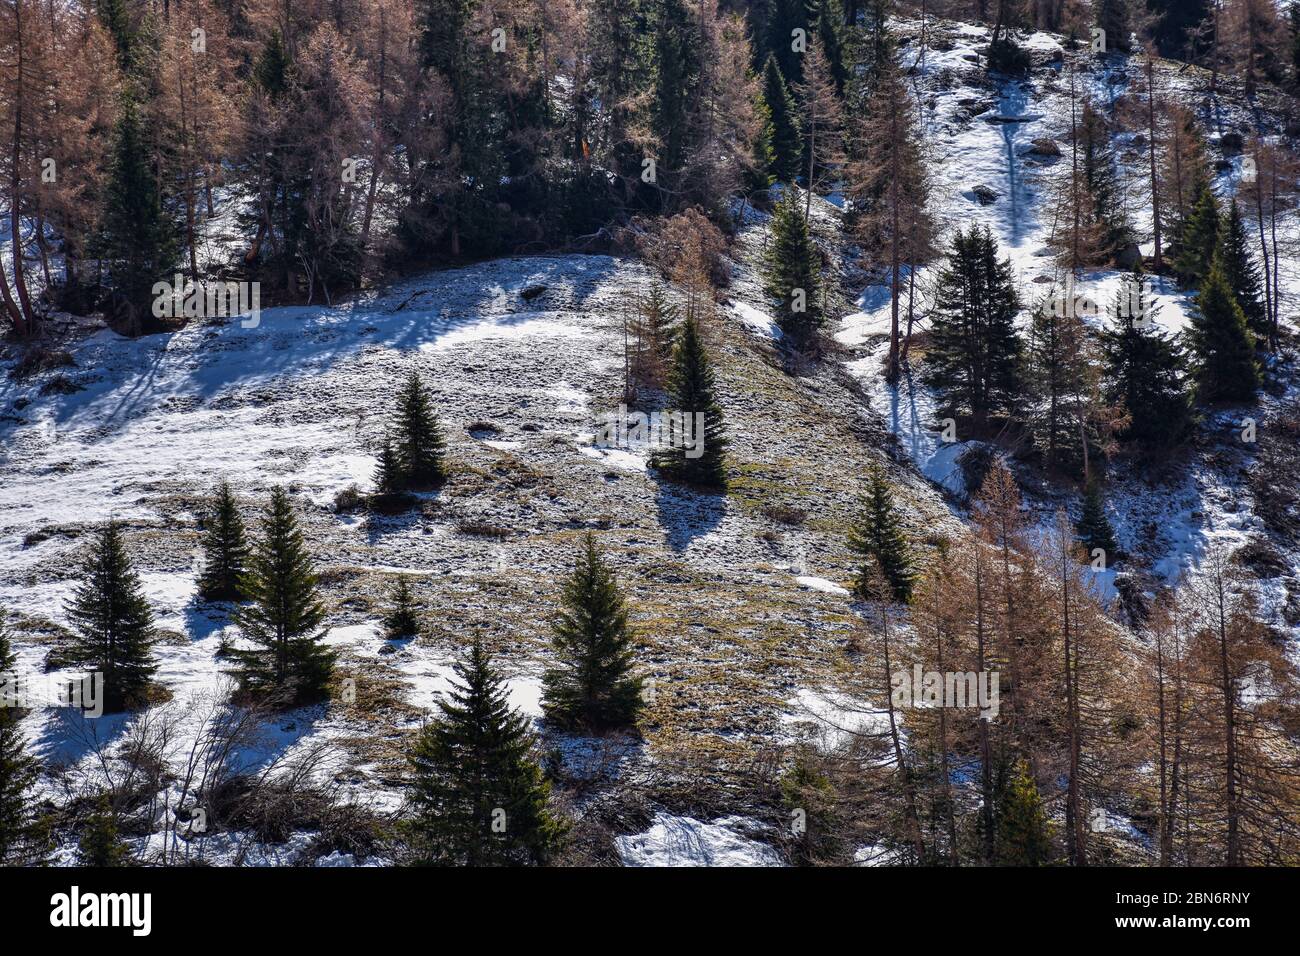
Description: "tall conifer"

(231, 488), (336, 704)
(542, 534), (643, 732)
(66, 523), (157, 712)
(406, 639), (565, 866)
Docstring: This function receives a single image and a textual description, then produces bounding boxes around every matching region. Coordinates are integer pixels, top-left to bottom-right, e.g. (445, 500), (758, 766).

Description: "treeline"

(5, 1), (1291, 341)
(2, 0), (774, 336)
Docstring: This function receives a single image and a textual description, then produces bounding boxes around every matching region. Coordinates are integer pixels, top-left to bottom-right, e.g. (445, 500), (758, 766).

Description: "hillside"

(2, 5), (1299, 872)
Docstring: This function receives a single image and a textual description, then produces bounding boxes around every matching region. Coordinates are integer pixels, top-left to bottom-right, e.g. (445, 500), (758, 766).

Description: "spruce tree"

(762, 56), (803, 184)
(98, 96), (178, 333)
(1186, 258), (1260, 404)
(651, 316), (728, 489)
(383, 577), (421, 641)
(1076, 481), (1119, 565)
(1218, 202), (1267, 340)
(1173, 180), (1220, 284)
(542, 534), (643, 733)
(764, 189), (823, 344)
(373, 436), (405, 499)
(231, 488), (336, 705)
(78, 794), (130, 867)
(924, 226), (1025, 431)
(1079, 102), (1133, 262)
(766, 0), (811, 86)
(848, 465), (915, 602)
(0, 610), (38, 864)
(395, 372), (447, 489)
(814, 0), (847, 95)
(197, 480), (250, 601)
(406, 640), (565, 865)
(1099, 275), (1193, 450)
(66, 522), (157, 712)
(994, 760), (1054, 866)
(1027, 297), (1095, 476)
(254, 30), (291, 99)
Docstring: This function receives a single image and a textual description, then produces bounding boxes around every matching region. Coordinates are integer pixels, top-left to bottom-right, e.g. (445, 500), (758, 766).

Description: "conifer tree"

(1099, 275), (1193, 450)
(383, 577), (421, 641)
(231, 488), (336, 705)
(1186, 258), (1260, 404)
(766, 0), (811, 86)
(254, 30), (291, 99)
(1095, 0), (1132, 54)
(814, 0), (847, 94)
(373, 436), (405, 499)
(406, 639), (565, 866)
(1028, 296), (1096, 476)
(994, 760), (1054, 865)
(1173, 180), (1221, 284)
(924, 226), (1025, 432)
(66, 522), (157, 712)
(1076, 481), (1119, 565)
(542, 534), (643, 733)
(651, 316), (728, 489)
(848, 465), (915, 602)
(395, 372), (447, 489)
(629, 283), (681, 392)
(761, 56), (802, 184)
(197, 481), (250, 601)
(0, 610), (38, 864)
(78, 794), (130, 867)
(1079, 102), (1133, 262)
(1218, 202), (1267, 340)
(98, 96), (179, 334)
(764, 189), (823, 344)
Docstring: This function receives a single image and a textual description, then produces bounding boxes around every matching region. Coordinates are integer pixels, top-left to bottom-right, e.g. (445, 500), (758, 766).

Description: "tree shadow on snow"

(653, 479), (726, 553)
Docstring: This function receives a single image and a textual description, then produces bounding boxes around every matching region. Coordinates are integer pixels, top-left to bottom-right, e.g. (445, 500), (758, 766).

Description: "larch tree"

(794, 35), (845, 223)
(848, 58), (933, 382)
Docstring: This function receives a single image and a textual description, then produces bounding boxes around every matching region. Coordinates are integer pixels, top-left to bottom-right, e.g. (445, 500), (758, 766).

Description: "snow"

(729, 301), (782, 339)
(615, 814), (784, 867)
(781, 687), (890, 752)
(795, 575), (849, 596)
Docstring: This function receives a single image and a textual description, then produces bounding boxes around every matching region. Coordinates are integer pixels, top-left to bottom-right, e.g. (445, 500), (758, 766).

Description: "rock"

(1115, 243), (1143, 270)
(970, 184), (1000, 206)
(520, 284), (548, 302)
(1026, 137), (1061, 157)
(1219, 132), (1244, 155)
